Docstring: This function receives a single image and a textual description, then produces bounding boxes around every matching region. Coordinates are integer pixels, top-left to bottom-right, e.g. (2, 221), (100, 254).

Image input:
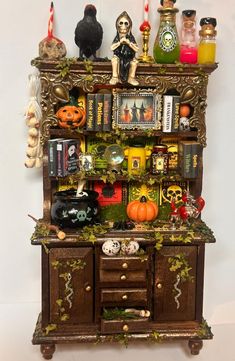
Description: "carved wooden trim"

(34, 60), (215, 147)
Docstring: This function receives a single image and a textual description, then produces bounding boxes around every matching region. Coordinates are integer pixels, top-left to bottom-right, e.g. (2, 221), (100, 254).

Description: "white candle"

(144, 0), (149, 22)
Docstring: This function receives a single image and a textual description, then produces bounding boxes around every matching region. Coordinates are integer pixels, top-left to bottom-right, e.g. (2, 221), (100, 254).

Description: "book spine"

(57, 140), (64, 177)
(171, 95), (180, 132)
(191, 142), (201, 178)
(179, 142), (202, 179)
(103, 93), (112, 131)
(86, 94), (96, 131)
(48, 140), (57, 177)
(162, 95), (173, 132)
(178, 142), (190, 178)
(95, 93), (103, 131)
(66, 140), (80, 175)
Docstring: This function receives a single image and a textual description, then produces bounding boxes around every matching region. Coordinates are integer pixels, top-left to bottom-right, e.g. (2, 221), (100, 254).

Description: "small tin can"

(151, 144), (169, 175)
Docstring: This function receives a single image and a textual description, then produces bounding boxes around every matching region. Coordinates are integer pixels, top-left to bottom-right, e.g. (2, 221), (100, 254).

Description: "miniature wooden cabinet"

(31, 60), (217, 359)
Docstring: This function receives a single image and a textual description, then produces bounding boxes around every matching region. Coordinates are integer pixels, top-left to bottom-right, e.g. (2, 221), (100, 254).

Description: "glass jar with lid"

(180, 10), (197, 64)
(198, 17), (217, 64)
(151, 144), (169, 175)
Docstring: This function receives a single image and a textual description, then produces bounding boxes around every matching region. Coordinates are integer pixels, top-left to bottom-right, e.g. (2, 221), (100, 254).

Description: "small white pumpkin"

(121, 240), (139, 255)
(102, 240), (120, 256)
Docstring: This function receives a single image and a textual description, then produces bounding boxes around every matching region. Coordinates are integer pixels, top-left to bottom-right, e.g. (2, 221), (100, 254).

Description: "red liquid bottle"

(180, 10), (198, 64)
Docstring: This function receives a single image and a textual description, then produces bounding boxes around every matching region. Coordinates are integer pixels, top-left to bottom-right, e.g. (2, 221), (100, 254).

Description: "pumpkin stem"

(140, 196), (147, 203)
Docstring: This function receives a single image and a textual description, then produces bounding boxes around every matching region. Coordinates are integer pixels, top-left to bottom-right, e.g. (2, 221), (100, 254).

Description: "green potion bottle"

(153, 0), (180, 63)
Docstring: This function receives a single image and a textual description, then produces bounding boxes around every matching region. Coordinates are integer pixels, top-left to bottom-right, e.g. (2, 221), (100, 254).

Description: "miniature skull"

(179, 117), (190, 131)
(116, 12), (132, 36)
(39, 37), (67, 59)
(76, 210), (87, 222)
(163, 32), (174, 48)
(166, 185), (182, 203)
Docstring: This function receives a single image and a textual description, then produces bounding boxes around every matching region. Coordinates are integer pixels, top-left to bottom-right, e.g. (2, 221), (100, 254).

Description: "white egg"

(121, 240), (139, 255)
(102, 240), (121, 256)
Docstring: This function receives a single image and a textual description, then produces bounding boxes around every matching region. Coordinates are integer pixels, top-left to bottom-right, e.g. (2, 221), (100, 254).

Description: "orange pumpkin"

(127, 196), (158, 223)
(56, 105), (86, 129)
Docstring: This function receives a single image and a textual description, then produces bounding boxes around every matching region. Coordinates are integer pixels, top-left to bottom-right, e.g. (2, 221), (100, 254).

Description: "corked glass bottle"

(153, 0), (180, 64)
(198, 17), (217, 64)
(180, 10), (197, 64)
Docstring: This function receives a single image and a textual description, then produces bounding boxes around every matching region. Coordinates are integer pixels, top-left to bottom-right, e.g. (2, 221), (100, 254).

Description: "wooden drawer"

(100, 256), (148, 271)
(101, 288), (147, 307)
(101, 318), (151, 334)
(100, 270), (147, 285)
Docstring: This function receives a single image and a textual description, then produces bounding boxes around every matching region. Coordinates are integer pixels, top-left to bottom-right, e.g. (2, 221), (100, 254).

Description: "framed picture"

(79, 153), (94, 172)
(113, 89), (162, 130)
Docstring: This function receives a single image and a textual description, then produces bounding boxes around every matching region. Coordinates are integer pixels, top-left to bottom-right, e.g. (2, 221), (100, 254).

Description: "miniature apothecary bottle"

(151, 144), (168, 175)
(153, 0), (180, 64)
(198, 17), (217, 64)
(180, 10), (198, 64)
(125, 145), (151, 175)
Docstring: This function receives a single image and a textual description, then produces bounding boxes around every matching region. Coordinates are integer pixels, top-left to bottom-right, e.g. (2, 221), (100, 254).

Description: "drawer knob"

(120, 274), (127, 281)
(85, 285), (92, 292)
(122, 262), (128, 269)
(122, 294), (128, 300)
(123, 324), (129, 332)
(156, 282), (162, 289)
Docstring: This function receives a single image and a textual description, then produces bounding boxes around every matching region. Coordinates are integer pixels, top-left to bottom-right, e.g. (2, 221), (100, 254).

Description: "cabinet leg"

(188, 340), (203, 355)
(40, 344), (56, 360)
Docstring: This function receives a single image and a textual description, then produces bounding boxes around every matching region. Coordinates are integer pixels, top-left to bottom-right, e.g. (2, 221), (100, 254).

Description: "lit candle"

(144, 0), (149, 22)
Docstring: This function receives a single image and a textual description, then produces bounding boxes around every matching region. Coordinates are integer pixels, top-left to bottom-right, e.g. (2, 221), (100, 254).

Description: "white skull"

(166, 185), (182, 203)
(179, 117), (190, 131)
(76, 210), (87, 222)
(164, 32), (173, 47)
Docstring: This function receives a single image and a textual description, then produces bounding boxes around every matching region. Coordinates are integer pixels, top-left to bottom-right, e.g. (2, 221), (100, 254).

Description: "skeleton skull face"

(39, 37), (67, 59)
(163, 32), (174, 48)
(76, 210), (87, 222)
(166, 185), (183, 203)
(68, 145), (76, 158)
(116, 12), (132, 36)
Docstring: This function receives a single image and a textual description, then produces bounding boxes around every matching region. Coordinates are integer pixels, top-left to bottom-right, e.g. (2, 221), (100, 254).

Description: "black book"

(95, 93), (103, 131)
(103, 93), (112, 131)
(48, 138), (63, 176)
(86, 93), (96, 131)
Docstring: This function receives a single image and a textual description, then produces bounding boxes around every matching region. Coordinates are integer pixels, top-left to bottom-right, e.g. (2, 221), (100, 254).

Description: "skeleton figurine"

(110, 12), (139, 86)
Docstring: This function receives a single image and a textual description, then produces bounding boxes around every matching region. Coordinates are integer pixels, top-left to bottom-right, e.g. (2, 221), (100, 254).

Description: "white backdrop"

(0, 0), (234, 360)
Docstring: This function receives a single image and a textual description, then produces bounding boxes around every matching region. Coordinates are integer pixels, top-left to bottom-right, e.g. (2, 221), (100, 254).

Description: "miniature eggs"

(102, 240), (121, 256)
(121, 240), (139, 255)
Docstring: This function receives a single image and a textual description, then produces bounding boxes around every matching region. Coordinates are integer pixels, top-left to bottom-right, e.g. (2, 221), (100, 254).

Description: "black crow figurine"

(74, 4), (103, 59)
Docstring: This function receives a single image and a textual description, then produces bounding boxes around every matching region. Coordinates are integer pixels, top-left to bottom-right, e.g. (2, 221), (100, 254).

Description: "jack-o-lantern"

(56, 105), (86, 129)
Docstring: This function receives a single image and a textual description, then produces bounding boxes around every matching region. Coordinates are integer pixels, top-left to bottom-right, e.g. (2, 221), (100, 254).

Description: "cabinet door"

(49, 248), (93, 324)
(154, 246), (197, 321)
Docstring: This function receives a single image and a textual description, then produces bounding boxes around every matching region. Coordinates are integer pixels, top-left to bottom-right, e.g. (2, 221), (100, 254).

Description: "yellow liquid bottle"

(198, 17), (217, 65)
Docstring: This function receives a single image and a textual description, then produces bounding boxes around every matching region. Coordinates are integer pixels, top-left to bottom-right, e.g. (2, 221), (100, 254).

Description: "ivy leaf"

(60, 314), (70, 321)
(100, 175), (108, 183)
(147, 178), (156, 186)
(44, 324), (57, 335)
(56, 299), (63, 307)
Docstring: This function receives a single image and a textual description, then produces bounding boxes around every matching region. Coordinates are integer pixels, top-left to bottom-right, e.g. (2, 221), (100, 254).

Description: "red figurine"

(170, 191), (205, 228)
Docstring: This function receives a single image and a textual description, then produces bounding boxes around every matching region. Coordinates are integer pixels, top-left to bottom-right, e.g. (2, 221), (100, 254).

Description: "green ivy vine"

(168, 253), (194, 282)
